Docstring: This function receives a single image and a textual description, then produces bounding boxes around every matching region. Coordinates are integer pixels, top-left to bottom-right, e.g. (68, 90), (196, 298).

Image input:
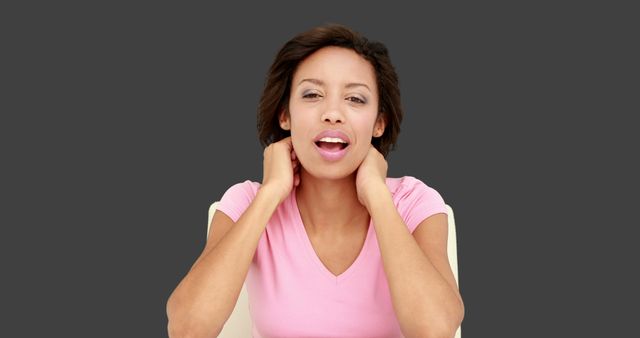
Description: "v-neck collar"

(291, 186), (373, 284)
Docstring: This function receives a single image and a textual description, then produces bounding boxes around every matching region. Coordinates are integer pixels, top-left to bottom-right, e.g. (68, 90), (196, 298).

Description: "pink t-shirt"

(216, 176), (448, 338)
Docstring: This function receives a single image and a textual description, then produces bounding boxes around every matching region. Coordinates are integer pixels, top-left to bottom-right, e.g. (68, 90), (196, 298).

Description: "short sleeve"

(394, 176), (448, 233)
(215, 180), (260, 222)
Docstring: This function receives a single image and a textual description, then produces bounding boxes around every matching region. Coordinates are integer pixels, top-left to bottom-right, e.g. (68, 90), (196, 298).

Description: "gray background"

(2, 1), (637, 337)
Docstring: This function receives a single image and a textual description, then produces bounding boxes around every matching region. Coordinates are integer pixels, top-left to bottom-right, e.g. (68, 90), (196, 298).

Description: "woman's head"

(258, 23), (402, 152)
(257, 23), (403, 178)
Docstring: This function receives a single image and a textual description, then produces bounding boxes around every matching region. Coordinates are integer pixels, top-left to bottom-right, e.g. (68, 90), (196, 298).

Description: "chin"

(301, 161), (359, 181)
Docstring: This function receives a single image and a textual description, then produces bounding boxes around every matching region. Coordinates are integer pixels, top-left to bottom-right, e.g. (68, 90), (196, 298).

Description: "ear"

(373, 114), (386, 138)
(279, 110), (290, 131)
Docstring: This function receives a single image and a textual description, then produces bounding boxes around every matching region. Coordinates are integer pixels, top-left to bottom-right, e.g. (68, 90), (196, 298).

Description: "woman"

(167, 23), (464, 338)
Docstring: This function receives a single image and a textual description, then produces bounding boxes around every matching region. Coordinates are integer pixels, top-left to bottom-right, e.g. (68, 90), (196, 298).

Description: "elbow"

(417, 324), (460, 338)
(433, 295), (464, 338)
(167, 321), (190, 338)
(418, 302), (465, 338)
(167, 319), (222, 338)
(420, 326), (459, 338)
(166, 296), (222, 338)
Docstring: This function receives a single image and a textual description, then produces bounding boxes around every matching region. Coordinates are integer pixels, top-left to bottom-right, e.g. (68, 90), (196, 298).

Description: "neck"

(295, 168), (369, 236)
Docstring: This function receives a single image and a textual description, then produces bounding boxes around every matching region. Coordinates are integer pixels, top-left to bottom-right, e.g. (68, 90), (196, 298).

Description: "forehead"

(292, 46), (377, 88)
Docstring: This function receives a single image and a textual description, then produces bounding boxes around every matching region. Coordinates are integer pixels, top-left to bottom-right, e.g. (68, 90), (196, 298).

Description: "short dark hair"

(257, 23), (403, 157)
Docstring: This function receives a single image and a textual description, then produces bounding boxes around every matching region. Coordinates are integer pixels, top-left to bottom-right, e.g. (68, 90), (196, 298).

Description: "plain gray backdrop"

(2, 1), (637, 337)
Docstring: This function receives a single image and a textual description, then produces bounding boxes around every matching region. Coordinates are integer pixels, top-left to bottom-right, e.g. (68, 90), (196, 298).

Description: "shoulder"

(216, 180), (262, 222)
(385, 176), (444, 202)
(385, 176), (448, 232)
(222, 180), (262, 198)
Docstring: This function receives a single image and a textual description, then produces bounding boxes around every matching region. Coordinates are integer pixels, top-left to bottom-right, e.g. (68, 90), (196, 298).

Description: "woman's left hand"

(356, 145), (389, 209)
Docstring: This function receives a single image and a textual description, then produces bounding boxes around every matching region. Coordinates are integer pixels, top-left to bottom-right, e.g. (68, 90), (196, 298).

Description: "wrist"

(362, 181), (390, 210)
(259, 183), (290, 204)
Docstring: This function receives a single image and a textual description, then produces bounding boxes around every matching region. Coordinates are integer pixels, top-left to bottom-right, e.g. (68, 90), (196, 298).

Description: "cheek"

(353, 116), (377, 141)
(288, 110), (316, 141)
(289, 125), (311, 161)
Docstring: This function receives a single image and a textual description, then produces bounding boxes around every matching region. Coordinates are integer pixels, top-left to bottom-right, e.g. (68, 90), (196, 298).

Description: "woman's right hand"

(261, 136), (300, 204)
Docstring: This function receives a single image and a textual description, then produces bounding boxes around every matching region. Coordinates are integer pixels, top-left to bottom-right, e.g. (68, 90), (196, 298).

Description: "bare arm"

(365, 184), (464, 338)
(166, 186), (280, 338)
(167, 136), (299, 337)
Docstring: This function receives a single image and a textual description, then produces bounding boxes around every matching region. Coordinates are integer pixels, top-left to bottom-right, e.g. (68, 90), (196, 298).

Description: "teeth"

(318, 137), (347, 144)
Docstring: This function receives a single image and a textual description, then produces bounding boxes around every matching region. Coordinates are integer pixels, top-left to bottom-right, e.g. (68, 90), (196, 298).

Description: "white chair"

(207, 202), (462, 338)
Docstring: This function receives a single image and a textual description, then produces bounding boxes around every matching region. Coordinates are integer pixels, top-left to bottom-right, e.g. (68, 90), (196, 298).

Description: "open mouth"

(314, 141), (349, 152)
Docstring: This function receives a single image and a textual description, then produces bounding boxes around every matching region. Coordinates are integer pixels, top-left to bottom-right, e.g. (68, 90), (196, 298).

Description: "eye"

(302, 92), (322, 99)
(347, 96), (366, 104)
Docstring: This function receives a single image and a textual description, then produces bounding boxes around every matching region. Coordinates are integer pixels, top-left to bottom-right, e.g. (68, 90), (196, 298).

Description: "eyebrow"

(298, 78), (371, 92)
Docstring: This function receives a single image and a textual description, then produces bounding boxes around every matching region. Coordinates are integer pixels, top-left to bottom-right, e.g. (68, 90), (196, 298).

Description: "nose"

(320, 99), (345, 124)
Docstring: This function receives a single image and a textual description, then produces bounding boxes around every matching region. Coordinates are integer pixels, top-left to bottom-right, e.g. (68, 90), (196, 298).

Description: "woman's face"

(280, 46), (385, 179)
(280, 46), (385, 180)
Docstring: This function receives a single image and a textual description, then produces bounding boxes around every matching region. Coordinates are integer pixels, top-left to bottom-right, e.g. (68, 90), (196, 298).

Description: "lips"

(313, 130), (351, 144)
(313, 130), (351, 161)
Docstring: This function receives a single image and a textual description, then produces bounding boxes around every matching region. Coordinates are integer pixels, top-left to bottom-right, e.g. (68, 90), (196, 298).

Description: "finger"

(277, 137), (293, 153)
